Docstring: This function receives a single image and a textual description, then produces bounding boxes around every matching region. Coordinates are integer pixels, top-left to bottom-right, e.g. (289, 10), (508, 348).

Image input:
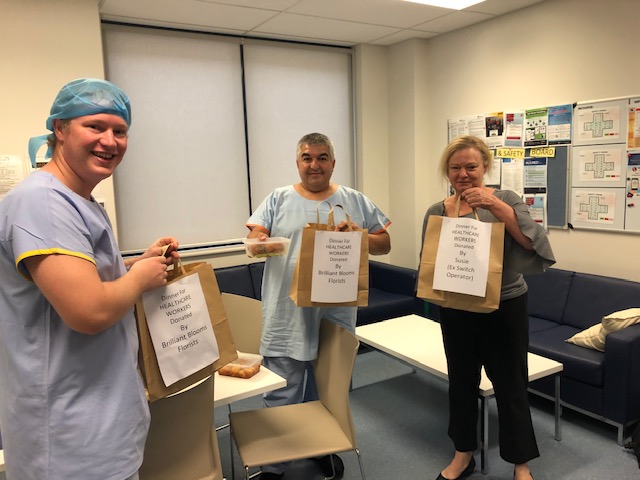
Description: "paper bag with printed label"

(135, 260), (237, 402)
(289, 203), (369, 307)
(417, 198), (504, 313)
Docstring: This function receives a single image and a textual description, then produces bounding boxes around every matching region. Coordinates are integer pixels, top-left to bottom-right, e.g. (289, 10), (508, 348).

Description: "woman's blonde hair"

(438, 135), (493, 181)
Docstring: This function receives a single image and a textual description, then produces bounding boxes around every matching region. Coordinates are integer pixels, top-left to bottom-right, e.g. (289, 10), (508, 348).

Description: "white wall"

(365, 0), (640, 281)
(3, 0), (640, 281)
(0, 0), (104, 151)
(0, 0), (119, 236)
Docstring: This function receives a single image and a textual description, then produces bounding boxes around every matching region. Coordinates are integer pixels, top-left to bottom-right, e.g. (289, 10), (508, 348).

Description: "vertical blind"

(102, 24), (354, 252)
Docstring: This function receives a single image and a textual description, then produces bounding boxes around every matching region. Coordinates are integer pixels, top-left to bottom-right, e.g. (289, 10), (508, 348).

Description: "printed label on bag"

(310, 230), (362, 303)
(433, 216), (491, 297)
(142, 273), (220, 386)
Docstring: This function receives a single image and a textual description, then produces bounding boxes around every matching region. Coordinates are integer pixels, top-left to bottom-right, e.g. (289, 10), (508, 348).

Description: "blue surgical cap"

(28, 78), (132, 167)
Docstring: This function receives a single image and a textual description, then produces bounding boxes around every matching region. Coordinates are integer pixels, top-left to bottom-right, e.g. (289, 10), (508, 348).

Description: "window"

(102, 24), (354, 253)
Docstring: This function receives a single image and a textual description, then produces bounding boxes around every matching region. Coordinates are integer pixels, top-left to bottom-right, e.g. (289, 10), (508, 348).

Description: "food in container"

(242, 237), (291, 258)
(218, 352), (262, 379)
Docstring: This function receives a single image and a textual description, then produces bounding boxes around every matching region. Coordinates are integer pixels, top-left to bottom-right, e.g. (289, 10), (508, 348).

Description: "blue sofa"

(524, 268), (640, 442)
(213, 260), (424, 327)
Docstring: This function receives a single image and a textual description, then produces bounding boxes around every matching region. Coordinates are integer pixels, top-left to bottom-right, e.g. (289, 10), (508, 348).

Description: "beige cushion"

(566, 308), (640, 351)
(566, 323), (606, 352)
(602, 308), (640, 334)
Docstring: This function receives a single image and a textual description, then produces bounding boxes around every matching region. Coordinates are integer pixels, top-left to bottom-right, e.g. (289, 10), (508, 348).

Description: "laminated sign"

(311, 230), (363, 303)
(136, 261), (237, 402)
(142, 273), (220, 387)
(417, 197), (504, 313)
(433, 216), (491, 297)
(290, 203), (369, 307)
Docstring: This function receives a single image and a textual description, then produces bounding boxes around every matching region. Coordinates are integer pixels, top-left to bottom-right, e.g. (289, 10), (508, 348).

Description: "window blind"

(102, 24), (354, 252)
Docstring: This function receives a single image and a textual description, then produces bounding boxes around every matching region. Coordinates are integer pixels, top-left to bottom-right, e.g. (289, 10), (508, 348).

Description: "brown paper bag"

(290, 203), (369, 307)
(136, 261), (237, 402)
(417, 199), (504, 313)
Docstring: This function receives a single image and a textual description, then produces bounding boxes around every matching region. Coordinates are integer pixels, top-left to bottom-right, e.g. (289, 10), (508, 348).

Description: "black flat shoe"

(314, 454), (345, 479)
(258, 473), (284, 480)
(436, 456), (475, 480)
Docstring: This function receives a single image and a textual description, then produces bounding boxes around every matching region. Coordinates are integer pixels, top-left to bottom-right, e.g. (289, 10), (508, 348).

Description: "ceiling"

(98, 0), (546, 47)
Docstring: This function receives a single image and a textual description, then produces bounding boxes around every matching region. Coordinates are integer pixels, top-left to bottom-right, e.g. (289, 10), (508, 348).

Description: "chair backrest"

(140, 375), (223, 480)
(314, 320), (360, 446)
(221, 292), (263, 354)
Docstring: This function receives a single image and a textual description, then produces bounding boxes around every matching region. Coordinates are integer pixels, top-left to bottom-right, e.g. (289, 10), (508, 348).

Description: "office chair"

(140, 375), (223, 480)
(228, 319), (366, 480)
(221, 292), (263, 355)
(219, 292), (265, 479)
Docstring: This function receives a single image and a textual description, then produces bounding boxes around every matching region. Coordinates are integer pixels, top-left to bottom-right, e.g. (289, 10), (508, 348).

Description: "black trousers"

(440, 293), (540, 464)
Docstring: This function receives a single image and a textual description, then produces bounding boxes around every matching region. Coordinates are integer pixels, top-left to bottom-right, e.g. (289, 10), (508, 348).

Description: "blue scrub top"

(247, 185), (390, 361)
(0, 171), (149, 479)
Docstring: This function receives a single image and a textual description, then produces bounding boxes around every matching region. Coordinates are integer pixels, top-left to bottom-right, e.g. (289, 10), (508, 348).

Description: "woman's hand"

(460, 187), (496, 211)
(462, 189), (534, 251)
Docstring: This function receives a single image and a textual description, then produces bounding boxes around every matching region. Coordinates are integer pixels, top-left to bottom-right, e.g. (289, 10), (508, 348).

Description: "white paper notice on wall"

(0, 154), (30, 200)
(142, 273), (220, 387)
(433, 216), (491, 297)
(310, 230), (362, 303)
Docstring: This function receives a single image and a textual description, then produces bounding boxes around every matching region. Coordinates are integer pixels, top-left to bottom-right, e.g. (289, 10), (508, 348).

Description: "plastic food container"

(242, 237), (291, 258)
(218, 352), (263, 379)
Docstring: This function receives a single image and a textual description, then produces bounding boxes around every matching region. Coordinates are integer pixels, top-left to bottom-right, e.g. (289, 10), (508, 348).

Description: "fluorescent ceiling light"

(403, 0), (486, 10)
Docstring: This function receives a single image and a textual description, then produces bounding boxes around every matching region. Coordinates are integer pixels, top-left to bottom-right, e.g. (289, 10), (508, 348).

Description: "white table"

(355, 314), (563, 474)
(214, 367), (286, 407)
(167, 365), (286, 406)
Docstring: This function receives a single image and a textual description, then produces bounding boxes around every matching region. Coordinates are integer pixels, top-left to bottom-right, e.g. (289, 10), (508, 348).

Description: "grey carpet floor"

(215, 349), (640, 480)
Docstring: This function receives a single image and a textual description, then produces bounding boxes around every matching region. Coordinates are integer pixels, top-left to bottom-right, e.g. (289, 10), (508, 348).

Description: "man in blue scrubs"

(246, 132), (391, 479)
(0, 78), (179, 479)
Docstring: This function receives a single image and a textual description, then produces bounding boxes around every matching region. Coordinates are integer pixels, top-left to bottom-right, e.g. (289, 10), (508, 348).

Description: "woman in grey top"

(422, 136), (555, 480)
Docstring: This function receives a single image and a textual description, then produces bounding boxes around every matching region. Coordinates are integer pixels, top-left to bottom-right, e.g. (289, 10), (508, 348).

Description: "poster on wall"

(500, 157), (524, 195)
(448, 114), (485, 142)
(524, 107), (548, 147)
(570, 188), (625, 230)
(524, 194), (547, 228)
(448, 117), (468, 141)
(547, 104), (573, 145)
(571, 145), (626, 188)
(626, 153), (640, 231)
(627, 97), (640, 150)
(484, 151), (502, 186)
(448, 113), (506, 147)
(484, 112), (504, 148)
(504, 112), (524, 147)
(0, 155), (30, 200)
(573, 99), (626, 146)
(524, 157), (547, 194)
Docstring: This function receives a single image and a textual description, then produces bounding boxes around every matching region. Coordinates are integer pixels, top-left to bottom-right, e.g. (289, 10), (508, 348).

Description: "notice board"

(448, 96), (640, 233)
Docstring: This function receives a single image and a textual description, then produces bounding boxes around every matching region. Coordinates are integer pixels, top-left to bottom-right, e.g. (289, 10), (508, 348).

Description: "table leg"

(554, 375), (562, 441)
(480, 396), (489, 474)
